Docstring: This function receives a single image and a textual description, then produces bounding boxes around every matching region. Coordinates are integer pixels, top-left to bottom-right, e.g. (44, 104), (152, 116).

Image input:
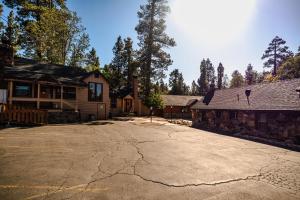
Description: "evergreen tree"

(110, 36), (126, 90)
(136, 0), (176, 98)
(245, 64), (257, 85)
(197, 59), (208, 95)
(206, 58), (215, 87)
(123, 37), (136, 85)
(230, 70), (244, 88)
(85, 47), (100, 72)
(191, 80), (199, 95)
(217, 62), (224, 89)
(68, 33), (90, 67)
(277, 55), (300, 80)
(297, 46), (300, 56)
(0, 3), (3, 31)
(2, 10), (20, 55)
(262, 36), (294, 75)
(159, 79), (168, 94)
(169, 69), (182, 95)
(222, 74), (229, 89)
(3, 0), (67, 60)
(183, 84), (190, 95)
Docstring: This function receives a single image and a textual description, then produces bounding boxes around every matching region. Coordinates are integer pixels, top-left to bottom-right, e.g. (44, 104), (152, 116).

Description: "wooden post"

(75, 87), (78, 112)
(60, 85), (63, 111)
(8, 80), (13, 106)
(37, 83), (40, 109)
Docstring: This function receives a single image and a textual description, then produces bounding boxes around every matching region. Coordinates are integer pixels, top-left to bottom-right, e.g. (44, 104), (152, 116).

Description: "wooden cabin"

(0, 44), (110, 123)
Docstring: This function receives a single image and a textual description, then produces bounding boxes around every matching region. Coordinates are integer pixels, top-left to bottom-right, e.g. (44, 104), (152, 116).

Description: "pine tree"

(123, 37), (135, 86)
(169, 69), (181, 95)
(3, 0), (67, 60)
(2, 10), (20, 55)
(159, 79), (168, 94)
(197, 59), (208, 95)
(245, 64), (257, 85)
(85, 47), (100, 72)
(68, 33), (90, 67)
(297, 46), (300, 56)
(230, 70), (244, 88)
(217, 62), (224, 89)
(262, 36), (294, 76)
(191, 80), (199, 95)
(110, 36), (126, 91)
(0, 3), (3, 31)
(136, 0), (176, 98)
(222, 74), (229, 89)
(206, 59), (215, 87)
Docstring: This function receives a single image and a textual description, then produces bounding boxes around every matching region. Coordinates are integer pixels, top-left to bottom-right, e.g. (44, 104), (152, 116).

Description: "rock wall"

(192, 110), (300, 145)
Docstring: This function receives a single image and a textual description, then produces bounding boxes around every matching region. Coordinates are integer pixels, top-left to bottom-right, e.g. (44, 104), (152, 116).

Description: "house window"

(88, 82), (103, 102)
(230, 111), (237, 119)
(63, 87), (76, 100)
(216, 111), (222, 118)
(13, 82), (32, 97)
(111, 97), (117, 108)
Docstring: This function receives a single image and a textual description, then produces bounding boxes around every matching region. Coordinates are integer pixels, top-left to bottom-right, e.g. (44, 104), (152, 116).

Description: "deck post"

(37, 83), (40, 109)
(75, 87), (78, 112)
(60, 85), (63, 111)
(8, 80), (13, 105)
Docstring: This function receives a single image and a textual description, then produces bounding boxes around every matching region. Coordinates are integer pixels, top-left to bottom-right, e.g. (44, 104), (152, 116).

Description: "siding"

(77, 74), (110, 120)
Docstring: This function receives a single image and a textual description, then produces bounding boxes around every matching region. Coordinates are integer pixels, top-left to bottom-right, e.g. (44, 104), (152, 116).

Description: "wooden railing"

(0, 108), (48, 125)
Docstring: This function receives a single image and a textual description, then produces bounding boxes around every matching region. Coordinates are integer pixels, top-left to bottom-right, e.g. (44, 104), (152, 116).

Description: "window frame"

(88, 82), (103, 102)
(13, 82), (32, 98)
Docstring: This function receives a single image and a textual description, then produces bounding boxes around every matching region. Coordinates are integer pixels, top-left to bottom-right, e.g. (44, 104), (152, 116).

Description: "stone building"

(191, 79), (300, 144)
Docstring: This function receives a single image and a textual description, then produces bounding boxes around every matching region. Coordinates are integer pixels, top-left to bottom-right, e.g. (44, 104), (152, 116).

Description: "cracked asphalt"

(0, 117), (299, 200)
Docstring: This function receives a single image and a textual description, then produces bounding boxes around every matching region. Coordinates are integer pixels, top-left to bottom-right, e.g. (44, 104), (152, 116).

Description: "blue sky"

(3, 0), (300, 85)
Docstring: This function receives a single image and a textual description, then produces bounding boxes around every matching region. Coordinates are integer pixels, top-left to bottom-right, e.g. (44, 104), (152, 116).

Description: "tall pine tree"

(197, 59), (208, 95)
(135, 0), (176, 98)
(262, 36), (293, 75)
(245, 64), (257, 85)
(2, 10), (20, 56)
(85, 47), (100, 72)
(217, 62), (224, 89)
(110, 36), (126, 91)
(230, 70), (244, 88)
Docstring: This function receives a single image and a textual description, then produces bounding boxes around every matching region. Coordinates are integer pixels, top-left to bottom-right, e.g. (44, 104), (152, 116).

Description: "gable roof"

(191, 79), (300, 111)
(161, 95), (202, 107)
(2, 57), (108, 86)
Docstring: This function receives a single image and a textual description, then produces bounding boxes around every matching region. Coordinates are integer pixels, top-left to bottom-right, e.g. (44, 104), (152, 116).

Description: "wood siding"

(77, 74), (110, 120)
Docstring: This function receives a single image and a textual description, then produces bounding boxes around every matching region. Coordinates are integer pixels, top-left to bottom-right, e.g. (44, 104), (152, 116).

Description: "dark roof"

(2, 57), (108, 86)
(161, 95), (202, 107)
(191, 79), (300, 111)
(110, 85), (133, 98)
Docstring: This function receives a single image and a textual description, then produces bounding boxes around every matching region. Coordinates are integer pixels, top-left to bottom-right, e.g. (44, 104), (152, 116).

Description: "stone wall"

(192, 110), (300, 145)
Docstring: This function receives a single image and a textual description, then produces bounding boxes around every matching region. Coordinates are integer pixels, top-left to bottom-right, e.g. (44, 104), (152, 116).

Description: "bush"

(144, 93), (164, 109)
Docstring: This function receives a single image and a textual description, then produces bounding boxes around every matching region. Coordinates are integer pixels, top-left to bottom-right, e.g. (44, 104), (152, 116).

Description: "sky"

(3, 0), (300, 85)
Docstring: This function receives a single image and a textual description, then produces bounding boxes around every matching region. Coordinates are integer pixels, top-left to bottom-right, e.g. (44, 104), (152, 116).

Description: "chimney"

(0, 38), (14, 66)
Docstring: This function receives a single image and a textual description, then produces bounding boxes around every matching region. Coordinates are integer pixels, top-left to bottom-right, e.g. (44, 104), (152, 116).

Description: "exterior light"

(245, 89), (251, 105)
(296, 87), (300, 98)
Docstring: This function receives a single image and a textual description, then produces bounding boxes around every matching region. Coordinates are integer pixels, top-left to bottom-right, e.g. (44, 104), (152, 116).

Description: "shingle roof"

(161, 95), (202, 107)
(2, 57), (108, 86)
(191, 79), (300, 111)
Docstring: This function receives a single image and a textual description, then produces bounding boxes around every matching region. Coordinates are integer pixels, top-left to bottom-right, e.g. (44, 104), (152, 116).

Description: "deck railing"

(0, 107), (48, 125)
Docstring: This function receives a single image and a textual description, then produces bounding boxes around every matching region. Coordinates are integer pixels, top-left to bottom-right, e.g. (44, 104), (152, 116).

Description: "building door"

(97, 103), (106, 120)
(125, 99), (132, 112)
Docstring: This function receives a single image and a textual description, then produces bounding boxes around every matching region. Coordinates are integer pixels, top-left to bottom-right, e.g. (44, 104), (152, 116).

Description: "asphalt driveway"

(0, 117), (299, 200)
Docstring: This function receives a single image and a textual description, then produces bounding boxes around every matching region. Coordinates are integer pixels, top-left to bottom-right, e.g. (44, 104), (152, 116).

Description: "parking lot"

(0, 117), (299, 200)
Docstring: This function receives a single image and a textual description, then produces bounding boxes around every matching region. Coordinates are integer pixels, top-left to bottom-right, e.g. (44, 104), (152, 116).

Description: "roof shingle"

(191, 79), (300, 111)
(161, 95), (202, 107)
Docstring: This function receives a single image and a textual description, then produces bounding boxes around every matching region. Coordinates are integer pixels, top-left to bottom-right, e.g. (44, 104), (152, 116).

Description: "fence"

(0, 107), (48, 125)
